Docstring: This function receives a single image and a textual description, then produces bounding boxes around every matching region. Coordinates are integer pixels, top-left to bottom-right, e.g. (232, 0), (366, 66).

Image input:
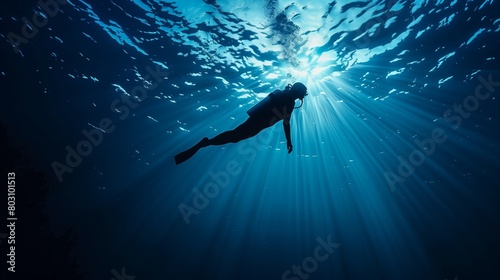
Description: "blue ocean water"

(1, 0), (500, 279)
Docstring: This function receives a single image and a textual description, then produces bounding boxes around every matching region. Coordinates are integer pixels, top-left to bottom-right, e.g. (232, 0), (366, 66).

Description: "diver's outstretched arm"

(283, 119), (293, 153)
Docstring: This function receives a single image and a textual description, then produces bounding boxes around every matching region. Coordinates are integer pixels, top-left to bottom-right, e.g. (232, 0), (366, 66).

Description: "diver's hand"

(287, 142), (293, 154)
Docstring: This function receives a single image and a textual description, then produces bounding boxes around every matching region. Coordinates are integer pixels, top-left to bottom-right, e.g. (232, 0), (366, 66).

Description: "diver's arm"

(283, 118), (293, 153)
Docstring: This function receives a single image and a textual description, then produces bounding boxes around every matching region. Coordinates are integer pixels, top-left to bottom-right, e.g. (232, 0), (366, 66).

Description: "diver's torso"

(248, 90), (295, 126)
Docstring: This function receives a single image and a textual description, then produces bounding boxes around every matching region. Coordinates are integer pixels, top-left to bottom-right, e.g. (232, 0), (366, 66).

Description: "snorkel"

(294, 98), (305, 109)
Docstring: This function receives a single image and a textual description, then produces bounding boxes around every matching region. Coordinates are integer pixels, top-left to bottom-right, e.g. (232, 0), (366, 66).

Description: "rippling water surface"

(1, 0), (500, 279)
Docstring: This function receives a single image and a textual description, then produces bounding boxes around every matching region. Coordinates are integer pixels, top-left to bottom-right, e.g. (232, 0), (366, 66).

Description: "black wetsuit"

(174, 89), (298, 165)
(209, 89), (295, 145)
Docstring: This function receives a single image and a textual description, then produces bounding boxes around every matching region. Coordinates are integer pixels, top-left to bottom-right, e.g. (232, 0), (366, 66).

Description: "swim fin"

(174, 137), (208, 165)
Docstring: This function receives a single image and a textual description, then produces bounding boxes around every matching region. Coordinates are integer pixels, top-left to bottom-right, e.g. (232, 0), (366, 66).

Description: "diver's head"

(290, 82), (308, 100)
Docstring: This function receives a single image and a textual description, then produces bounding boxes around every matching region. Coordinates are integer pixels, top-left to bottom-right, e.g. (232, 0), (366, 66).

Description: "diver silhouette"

(174, 82), (308, 165)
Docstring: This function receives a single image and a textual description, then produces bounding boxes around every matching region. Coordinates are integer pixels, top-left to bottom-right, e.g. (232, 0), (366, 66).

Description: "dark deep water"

(1, 0), (500, 279)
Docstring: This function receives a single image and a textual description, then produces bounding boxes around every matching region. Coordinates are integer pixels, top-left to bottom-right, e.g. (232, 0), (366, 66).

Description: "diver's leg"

(174, 137), (209, 165)
(175, 118), (265, 165)
(207, 118), (262, 146)
(207, 129), (239, 146)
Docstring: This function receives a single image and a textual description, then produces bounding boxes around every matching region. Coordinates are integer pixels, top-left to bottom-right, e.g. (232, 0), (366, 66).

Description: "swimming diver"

(174, 82), (308, 165)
